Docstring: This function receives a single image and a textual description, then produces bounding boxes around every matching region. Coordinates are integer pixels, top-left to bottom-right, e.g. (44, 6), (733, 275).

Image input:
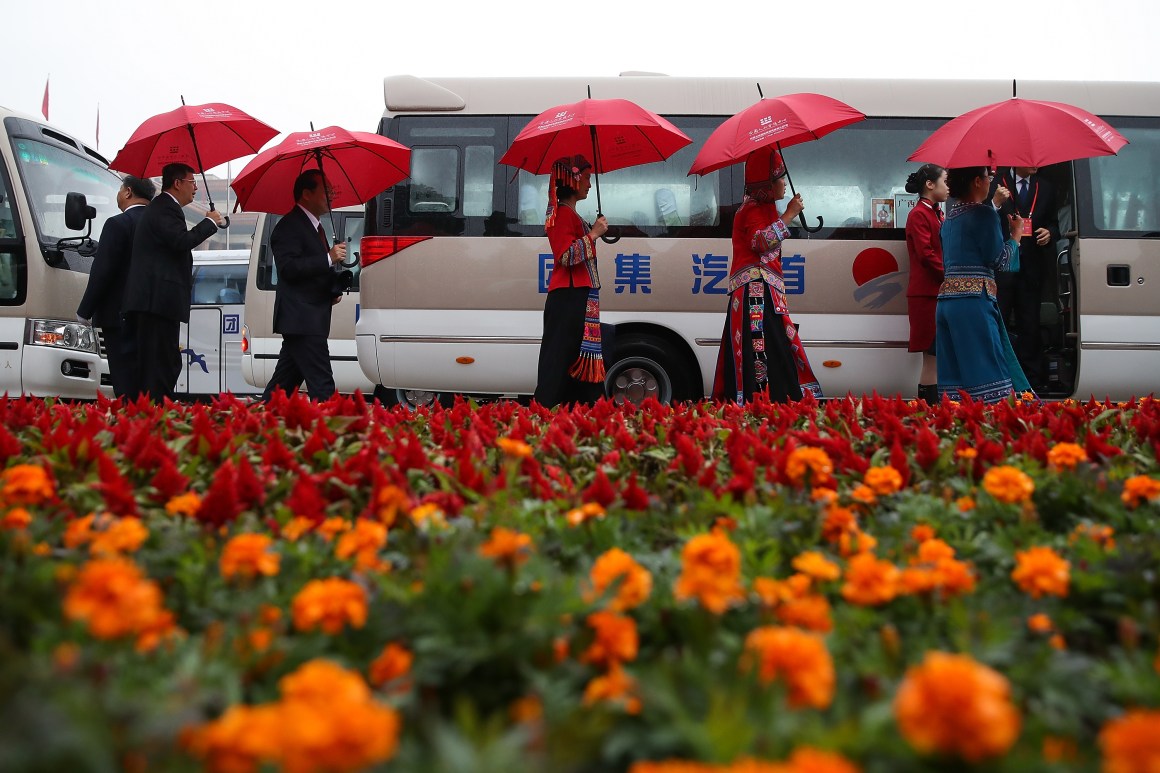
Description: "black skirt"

(534, 287), (605, 408)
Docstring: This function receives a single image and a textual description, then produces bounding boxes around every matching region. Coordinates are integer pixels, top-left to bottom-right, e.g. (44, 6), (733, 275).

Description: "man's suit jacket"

(78, 205), (146, 328)
(122, 193), (217, 323)
(991, 171), (1060, 247)
(270, 206), (338, 337)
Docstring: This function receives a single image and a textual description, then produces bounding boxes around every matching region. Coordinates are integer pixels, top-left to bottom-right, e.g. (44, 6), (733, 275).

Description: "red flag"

(41, 77), (49, 120)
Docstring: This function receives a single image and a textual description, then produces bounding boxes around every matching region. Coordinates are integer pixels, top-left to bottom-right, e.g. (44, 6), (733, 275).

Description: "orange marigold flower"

(510, 694), (544, 725)
(1121, 475), (1160, 508)
(1070, 522), (1115, 550)
(792, 551), (841, 582)
(566, 502), (607, 527)
(1049, 634), (1066, 650)
(1042, 735), (1077, 763)
(586, 547), (652, 612)
(1, 507), (32, 531)
(165, 492), (202, 518)
(497, 437), (533, 459)
(1047, 442), (1088, 470)
(582, 662), (642, 715)
(910, 524), (936, 543)
(1099, 709), (1160, 773)
(864, 466), (904, 496)
(291, 577), (368, 635)
(955, 447), (978, 461)
(183, 703), (285, 773)
(409, 503), (447, 530)
(752, 575), (812, 608)
(810, 487), (839, 505)
(220, 534), (280, 581)
(89, 516), (149, 556)
(281, 516), (315, 542)
(673, 530), (745, 615)
(478, 527), (534, 568)
(982, 465), (1035, 504)
(893, 651), (1021, 762)
(743, 626), (835, 710)
(0, 463), (55, 506)
(63, 513), (100, 549)
(374, 485), (410, 527)
(335, 519), (388, 562)
(837, 528), (878, 558)
(955, 496), (976, 513)
(785, 447), (834, 487)
(316, 517), (351, 541)
(580, 611), (639, 667)
(821, 506), (858, 544)
(849, 484), (877, 506)
(62, 557), (171, 644)
(774, 594), (833, 633)
(1011, 546), (1070, 598)
(1027, 613), (1054, 634)
(841, 553), (900, 606)
(368, 642), (413, 690)
(783, 747), (861, 773)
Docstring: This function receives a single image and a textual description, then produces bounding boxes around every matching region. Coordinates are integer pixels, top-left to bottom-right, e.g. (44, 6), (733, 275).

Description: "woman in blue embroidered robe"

(936, 166), (1033, 402)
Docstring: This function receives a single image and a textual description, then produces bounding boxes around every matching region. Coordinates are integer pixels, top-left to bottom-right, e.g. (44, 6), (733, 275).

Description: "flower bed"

(1, 392), (1159, 772)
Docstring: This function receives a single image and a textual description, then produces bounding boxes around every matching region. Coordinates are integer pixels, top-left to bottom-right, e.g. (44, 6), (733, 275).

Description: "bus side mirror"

(64, 192), (96, 231)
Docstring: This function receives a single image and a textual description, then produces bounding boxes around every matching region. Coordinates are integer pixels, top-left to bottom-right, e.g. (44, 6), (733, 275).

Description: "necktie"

(317, 224), (328, 248)
(1017, 179), (1029, 209)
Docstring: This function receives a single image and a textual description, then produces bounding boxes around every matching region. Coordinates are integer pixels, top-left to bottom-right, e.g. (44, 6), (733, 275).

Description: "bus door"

(177, 308), (224, 395)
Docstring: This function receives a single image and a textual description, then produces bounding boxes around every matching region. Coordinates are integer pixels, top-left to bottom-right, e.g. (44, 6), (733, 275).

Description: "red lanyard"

(1004, 175), (1038, 218)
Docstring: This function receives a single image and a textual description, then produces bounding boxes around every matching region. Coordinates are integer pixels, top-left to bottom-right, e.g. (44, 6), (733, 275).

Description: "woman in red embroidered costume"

(904, 163), (948, 404)
(711, 147), (822, 403)
(533, 155), (609, 407)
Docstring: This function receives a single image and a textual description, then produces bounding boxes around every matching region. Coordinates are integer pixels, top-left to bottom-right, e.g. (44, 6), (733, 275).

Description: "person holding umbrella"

(261, 170), (348, 402)
(121, 163), (222, 402)
(935, 167), (1032, 403)
(711, 147), (822, 404)
(533, 155), (609, 408)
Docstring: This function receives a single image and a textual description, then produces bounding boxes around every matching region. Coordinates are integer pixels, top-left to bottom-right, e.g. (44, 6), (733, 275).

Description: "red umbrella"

(908, 97), (1128, 168)
(110, 99), (278, 226)
(688, 93), (865, 231)
(500, 97), (692, 233)
(230, 126), (410, 263)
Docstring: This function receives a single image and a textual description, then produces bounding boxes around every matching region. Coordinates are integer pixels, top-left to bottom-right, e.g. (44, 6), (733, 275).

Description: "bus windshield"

(11, 136), (122, 245)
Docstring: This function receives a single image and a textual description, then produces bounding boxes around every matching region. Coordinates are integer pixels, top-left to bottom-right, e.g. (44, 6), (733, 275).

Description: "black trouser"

(997, 242), (1048, 383)
(262, 334), (335, 401)
(100, 325), (131, 399)
(534, 287), (604, 408)
(126, 312), (180, 404)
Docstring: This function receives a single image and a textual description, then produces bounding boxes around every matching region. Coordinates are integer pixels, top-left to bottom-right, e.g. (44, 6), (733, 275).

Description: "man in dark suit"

(121, 163), (221, 402)
(992, 166), (1059, 387)
(77, 175), (155, 397)
(261, 170), (347, 401)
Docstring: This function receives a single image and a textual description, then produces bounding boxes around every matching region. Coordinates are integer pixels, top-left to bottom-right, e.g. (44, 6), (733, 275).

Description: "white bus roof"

(382, 75), (1160, 119)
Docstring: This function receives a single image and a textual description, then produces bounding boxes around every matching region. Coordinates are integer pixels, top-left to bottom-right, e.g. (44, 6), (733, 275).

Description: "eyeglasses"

(178, 178), (197, 185)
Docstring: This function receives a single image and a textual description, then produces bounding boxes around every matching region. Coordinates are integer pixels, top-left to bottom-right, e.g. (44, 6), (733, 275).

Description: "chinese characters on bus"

(538, 252), (805, 296)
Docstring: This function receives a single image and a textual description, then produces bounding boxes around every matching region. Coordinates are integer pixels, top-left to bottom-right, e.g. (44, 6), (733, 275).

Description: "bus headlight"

(27, 319), (99, 354)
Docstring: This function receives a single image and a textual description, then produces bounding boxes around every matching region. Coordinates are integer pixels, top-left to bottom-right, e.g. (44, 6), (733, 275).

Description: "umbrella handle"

(600, 221), (621, 245)
(799, 212), (823, 233)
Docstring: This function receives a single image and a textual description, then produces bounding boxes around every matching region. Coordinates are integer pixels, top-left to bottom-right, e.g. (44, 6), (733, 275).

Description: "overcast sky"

(7, 0), (1158, 177)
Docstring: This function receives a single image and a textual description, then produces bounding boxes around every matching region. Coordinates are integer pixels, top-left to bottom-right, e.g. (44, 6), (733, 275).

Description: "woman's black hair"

(905, 163), (946, 195)
(947, 166), (989, 199)
(555, 181), (578, 201)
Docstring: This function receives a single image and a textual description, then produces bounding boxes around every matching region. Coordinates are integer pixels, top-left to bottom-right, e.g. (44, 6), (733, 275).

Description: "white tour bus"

(354, 75), (1159, 404)
(241, 207), (401, 400)
(1, 105), (114, 398)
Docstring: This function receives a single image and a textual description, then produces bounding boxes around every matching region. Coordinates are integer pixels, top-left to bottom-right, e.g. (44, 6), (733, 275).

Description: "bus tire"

(604, 333), (693, 405)
(372, 385), (446, 411)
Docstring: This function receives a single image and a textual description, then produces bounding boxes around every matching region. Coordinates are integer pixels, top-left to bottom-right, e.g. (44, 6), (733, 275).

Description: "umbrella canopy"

(109, 102), (278, 177)
(908, 98), (1129, 168)
(230, 126), (410, 215)
(688, 93), (865, 176)
(499, 98), (692, 175)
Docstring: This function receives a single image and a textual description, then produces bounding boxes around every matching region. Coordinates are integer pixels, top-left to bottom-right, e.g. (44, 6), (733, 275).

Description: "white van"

(1, 106), (114, 397)
(353, 75), (1160, 403)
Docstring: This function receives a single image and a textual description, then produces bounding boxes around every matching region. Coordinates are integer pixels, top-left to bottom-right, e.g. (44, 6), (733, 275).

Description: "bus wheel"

(372, 385), (444, 411)
(604, 334), (690, 405)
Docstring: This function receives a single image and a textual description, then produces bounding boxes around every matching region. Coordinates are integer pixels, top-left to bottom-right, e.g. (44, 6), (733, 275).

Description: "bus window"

(0, 167), (25, 304)
(192, 264), (248, 305)
(343, 213), (364, 287)
(1079, 120), (1160, 235)
(763, 117), (945, 234)
(11, 135), (120, 249)
(256, 211), (364, 291)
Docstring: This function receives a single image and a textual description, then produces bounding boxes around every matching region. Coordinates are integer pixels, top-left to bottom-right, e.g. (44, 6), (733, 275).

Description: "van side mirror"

(64, 192), (96, 231)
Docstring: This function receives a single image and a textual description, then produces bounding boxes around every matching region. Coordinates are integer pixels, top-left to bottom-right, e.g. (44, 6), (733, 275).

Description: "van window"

(762, 117), (945, 235)
(192, 264), (248, 305)
(0, 166), (25, 304)
(10, 134), (121, 247)
(1077, 119), (1160, 236)
(256, 213), (364, 292)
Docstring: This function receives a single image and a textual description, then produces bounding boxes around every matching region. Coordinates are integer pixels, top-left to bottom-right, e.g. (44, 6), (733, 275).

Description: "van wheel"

(604, 334), (692, 405)
(372, 385), (445, 411)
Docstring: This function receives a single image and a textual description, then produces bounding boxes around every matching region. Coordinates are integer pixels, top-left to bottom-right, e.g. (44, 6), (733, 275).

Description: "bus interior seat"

(655, 188), (681, 227)
(218, 287), (243, 304)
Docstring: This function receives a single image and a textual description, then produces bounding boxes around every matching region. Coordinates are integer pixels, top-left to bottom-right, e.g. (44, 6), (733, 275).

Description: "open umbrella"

(908, 97), (1128, 168)
(110, 98), (278, 228)
(230, 125), (410, 265)
(688, 91), (865, 232)
(499, 96), (692, 241)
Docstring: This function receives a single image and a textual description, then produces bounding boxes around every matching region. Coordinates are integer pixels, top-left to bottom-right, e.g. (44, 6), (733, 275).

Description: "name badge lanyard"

(1006, 175), (1039, 219)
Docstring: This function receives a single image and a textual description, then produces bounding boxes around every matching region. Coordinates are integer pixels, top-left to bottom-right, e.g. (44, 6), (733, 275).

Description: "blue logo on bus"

(223, 314), (240, 335)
